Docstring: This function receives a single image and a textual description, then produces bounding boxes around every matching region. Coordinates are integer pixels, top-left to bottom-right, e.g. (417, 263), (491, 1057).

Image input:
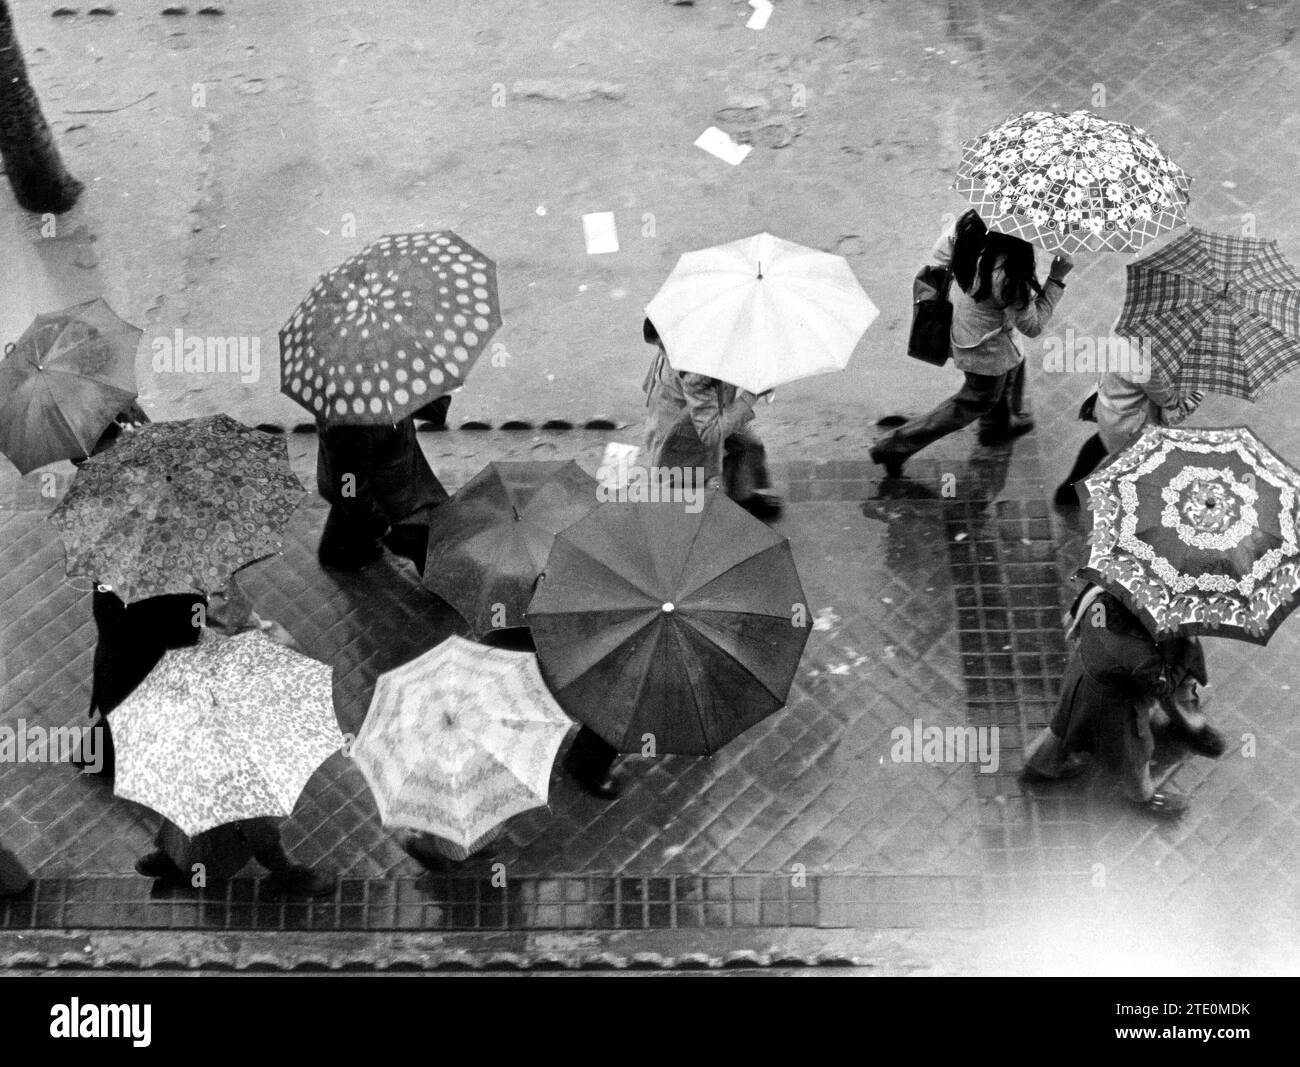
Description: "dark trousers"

(874, 361), (1025, 463)
(1059, 433), (1109, 493)
(320, 511), (430, 575)
(564, 725), (618, 783)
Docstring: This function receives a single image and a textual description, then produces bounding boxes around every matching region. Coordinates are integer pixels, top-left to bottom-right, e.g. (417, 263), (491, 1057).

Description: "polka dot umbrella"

(279, 231), (501, 425)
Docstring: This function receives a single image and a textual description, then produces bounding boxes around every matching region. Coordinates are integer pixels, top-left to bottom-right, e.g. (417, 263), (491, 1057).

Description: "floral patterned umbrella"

(1113, 227), (1300, 401)
(280, 231), (501, 426)
(47, 414), (305, 603)
(1077, 425), (1300, 644)
(954, 109), (1191, 253)
(352, 635), (573, 857)
(112, 630), (341, 837)
(0, 298), (140, 474)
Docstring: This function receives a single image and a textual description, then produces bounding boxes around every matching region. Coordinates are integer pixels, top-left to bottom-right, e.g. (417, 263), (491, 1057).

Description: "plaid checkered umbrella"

(280, 231), (501, 425)
(1077, 425), (1300, 645)
(1113, 227), (1300, 402)
(955, 109), (1190, 253)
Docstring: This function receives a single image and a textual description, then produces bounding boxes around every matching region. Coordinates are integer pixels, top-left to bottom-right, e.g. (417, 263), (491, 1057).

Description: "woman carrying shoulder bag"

(871, 209), (1072, 477)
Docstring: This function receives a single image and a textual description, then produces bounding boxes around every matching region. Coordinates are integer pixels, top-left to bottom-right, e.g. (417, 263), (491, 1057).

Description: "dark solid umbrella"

(0, 297), (139, 474)
(423, 460), (600, 635)
(279, 231), (501, 425)
(527, 492), (813, 755)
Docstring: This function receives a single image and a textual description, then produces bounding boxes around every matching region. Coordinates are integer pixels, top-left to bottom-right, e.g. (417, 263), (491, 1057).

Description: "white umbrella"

(353, 635), (573, 857)
(643, 232), (878, 394)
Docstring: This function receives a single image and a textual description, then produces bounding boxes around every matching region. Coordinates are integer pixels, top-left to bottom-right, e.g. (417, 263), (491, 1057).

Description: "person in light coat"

(640, 317), (782, 519)
(870, 211), (1072, 476)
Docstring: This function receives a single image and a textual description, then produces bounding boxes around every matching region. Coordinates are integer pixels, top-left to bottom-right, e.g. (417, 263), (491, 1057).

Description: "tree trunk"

(0, 0), (83, 213)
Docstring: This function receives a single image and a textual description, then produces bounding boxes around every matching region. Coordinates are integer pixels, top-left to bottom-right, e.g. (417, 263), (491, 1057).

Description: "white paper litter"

(747, 0), (773, 30)
(581, 211), (620, 254)
(694, 126), (752, 165)
(596, 443), (640, 490)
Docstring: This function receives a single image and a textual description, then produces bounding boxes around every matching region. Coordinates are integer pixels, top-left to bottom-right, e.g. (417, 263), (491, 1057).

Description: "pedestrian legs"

(870, 369), (1009, 472)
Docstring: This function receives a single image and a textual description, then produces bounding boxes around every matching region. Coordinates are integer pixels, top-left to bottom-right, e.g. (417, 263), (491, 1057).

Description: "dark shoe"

(1053, 482), (1081, 508)
(317, 540), (383, 571)
(979, 416), (1035, 446)
(135, 851), (184, 883)
(740, 491), (784, 520)
(264, 865), (336, 898)
(562, 753), (621, 800)
(1168, 720), (1227, 759)
(869, 445), (904, 478)
(1133, 789), (1190, 820)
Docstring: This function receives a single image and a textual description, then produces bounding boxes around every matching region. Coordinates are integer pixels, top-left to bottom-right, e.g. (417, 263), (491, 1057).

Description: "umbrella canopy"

(353, 635), (573, 852)
(955, 109), (1190, 253)
(0, 298), (140, 474)
(112, 630), (341, 837)
(280, 231), (501, 425)
(47, 414), (304, 602)
(423, 460), (601, 635)
(1077, 425), (1300, 644)
(527, 492), (813, 755)
(1113, 227), (1300, 401)
(643, 232), (878, 394)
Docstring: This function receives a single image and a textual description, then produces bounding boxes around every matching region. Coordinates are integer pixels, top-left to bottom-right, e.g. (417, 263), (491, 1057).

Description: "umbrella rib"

(36, 371), (100, 460)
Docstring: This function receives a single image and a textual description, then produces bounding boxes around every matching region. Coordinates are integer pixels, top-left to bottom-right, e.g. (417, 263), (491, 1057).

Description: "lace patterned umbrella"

(47, 414), (304, 602)
(352, 636), (573, 857)
(280, 231), (501, 426)
(1113, 227), (1300, 401)
(955, 109), (1190, 253)
(112, 630), (341, 837)
(1077, 425), (1300, 644)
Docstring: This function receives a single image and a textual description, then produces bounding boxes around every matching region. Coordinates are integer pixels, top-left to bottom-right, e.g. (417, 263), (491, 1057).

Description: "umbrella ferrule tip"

(662, 602), (675, 613)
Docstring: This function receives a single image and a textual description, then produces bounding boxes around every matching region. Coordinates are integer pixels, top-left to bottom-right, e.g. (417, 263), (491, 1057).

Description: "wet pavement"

(2, 0), (1300, 972)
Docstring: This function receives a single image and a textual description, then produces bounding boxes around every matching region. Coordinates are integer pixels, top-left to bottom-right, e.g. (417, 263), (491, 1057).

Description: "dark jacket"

(315, 418), (448, 540)
(90, 589), (205, 717)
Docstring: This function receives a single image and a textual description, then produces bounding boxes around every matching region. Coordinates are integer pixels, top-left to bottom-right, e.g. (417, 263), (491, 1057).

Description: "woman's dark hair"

(970, 232), (1042, 309)
(949, 209), (988, 294)
(642, 317), (660, 345)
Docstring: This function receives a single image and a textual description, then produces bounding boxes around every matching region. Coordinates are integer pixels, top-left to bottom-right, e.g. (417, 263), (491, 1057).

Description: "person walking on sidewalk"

(1022, 583), (1225, 819)
(870, 211), (1073, 477)
(1053, 370), (1205, 507)
(135, 816), (335, 898)
(315, 415), (449, 574)
(641, 317), (783, 520)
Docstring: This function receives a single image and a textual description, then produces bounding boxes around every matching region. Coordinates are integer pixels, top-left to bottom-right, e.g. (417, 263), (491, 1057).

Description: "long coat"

(1046, 590), (1206, 781)
(89, 588), (205, 718)
(316, 417), (448, 540)
(641, 348), (763, 492)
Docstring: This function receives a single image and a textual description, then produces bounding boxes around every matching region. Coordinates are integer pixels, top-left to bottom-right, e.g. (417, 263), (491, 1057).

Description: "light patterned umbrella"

(1113, 227), (1300, 401)
(1077, 425), (1300, 644)
(643, 232), (878, 394)
(0, 298), (140, 474)
(955, 109), (1190, 253)
(353, 635), (573, 856)
(112, 630), (341, 837)
(48, 414), (303, 602)
(280, 231), (501, 425)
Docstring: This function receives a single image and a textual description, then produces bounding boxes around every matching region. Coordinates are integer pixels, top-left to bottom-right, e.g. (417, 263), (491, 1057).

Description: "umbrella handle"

(3, 343), (12, 355)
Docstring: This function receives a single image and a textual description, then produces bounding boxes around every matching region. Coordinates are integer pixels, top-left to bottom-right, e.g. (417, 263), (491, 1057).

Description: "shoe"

(869, 445), (904, 478)
(1053, 482), (1080, 508)
(264, 866), (336, 898)
(1133, 789), (1190, 820)
(135, 851), (183, 882)
(317, 540), (383, 571)
(1168, 720), (1227, 759)
(740, 492), (784, 520)
(562, 754), (621, 800)
(978, 416), (1035, 447)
